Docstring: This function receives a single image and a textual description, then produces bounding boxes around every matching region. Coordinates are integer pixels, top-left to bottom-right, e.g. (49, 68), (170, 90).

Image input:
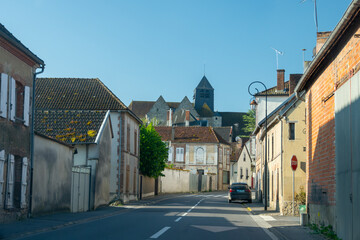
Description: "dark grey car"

(228, 182), (252, 203)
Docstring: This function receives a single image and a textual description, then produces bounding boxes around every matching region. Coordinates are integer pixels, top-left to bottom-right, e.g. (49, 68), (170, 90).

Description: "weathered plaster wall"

(32, 135), (73, 215)
(93, 120), (111, 209)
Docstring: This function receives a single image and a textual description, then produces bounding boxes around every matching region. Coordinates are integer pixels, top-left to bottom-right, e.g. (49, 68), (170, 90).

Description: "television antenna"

(300, 0), (318, 33)
(271, 47), (284, 69)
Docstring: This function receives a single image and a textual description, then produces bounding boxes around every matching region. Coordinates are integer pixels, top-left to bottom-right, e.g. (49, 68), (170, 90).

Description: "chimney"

(289, 74), (302, 95)
(277, 69), (285, 91)
(171, 126), (175, 142)
(314, 31), (332, 56)
(185, 110), (190, 127)
(167, 109), (173, 126)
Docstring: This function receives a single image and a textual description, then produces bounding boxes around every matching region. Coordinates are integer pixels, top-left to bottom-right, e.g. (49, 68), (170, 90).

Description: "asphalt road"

(20, 193), (275, 240)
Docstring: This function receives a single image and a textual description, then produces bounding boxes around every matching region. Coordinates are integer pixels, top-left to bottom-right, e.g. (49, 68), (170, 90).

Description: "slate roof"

(213, 127), (232, 143)
(219, 112), (247, 137)
(35, 110), (108, 144)
(0, 23), (44, 65)
(198, 103), (214, 117)
(128, 101), (155, 119)
(255, 81), (290, 96)
(196, 76), (214, 89)
(155, 126), (229, 144)
(36, 78), (128, 110)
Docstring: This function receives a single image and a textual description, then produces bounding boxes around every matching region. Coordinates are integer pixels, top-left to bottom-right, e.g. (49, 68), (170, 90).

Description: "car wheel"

(228, 199), (232, 203)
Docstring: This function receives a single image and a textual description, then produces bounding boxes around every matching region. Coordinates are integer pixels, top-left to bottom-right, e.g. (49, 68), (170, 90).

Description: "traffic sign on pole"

(291, 155), (298, 171)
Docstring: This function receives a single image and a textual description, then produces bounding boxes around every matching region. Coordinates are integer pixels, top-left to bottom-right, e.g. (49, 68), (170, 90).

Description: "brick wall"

(306, 25), (360, 207)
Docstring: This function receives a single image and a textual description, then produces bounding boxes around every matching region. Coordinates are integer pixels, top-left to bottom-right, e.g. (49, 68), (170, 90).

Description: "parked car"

(228, 182), (252, 203)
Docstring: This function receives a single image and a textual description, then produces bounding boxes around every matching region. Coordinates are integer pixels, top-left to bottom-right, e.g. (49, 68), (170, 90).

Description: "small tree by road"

(241, 109), (255, 137)
(139, 124), (168, 178)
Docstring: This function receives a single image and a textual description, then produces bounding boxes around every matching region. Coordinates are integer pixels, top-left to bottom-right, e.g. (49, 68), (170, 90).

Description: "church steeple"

(194, 75), (214, 112)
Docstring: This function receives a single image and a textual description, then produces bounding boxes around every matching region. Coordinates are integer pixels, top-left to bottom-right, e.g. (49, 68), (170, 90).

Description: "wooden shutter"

(6, 154), (15, 208)
(0, 73), (8, 118)
(21, 157), (28, 208)
(9, 78), (15, 121)
(0, 150), (5, 204)
(23, 86), (30, 126)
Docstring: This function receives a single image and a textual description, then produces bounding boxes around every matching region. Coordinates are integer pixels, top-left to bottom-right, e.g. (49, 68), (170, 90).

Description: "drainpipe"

(28, 64), (45, 218)
(118, 112), (122, 200)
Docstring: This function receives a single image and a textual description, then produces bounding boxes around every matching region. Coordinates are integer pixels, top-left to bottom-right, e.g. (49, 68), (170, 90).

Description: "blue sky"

(0, 0), (352, 112)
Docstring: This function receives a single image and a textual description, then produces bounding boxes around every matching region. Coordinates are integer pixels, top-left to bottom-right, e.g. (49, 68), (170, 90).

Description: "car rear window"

(231, 185), (247, 190)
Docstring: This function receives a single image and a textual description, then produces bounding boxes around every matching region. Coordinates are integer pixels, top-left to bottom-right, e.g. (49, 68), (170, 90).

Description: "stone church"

(129, 76), (247, 140)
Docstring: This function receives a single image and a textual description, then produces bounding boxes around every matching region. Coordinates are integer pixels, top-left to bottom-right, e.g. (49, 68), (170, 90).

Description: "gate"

(71, 166), (91, 212)
(335, 71), (360, 240)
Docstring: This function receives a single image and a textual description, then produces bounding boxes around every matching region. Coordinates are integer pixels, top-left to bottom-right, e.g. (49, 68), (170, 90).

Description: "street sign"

(291, 155), (298, 171)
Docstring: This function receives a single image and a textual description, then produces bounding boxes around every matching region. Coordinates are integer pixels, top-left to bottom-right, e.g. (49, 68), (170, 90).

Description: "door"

(71, 166), (91, 212)
(197, 169), (204, 192)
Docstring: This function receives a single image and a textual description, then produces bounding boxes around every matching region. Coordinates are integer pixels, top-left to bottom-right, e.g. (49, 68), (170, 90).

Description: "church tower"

(194, 75), (214, 112)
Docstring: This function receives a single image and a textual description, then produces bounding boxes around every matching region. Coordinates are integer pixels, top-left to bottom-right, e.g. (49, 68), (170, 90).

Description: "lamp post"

(248, 81), (268, 211)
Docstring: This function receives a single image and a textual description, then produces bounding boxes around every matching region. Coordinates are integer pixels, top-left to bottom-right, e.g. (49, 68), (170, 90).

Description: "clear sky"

(0, 0), (352, 112)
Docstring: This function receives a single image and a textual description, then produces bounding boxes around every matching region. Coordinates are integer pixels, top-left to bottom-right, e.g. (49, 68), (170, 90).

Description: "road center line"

(175, 217), (182, 222)
(182, 212), (188, 216)
(150, 226), (171, 239)
(176, 198), (204, 223)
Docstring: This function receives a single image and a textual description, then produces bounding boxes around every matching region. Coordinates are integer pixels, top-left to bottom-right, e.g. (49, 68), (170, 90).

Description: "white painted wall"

(256, 96), (288, 125)
(109, 112), (120, 196)
(73, 145), (87, 166)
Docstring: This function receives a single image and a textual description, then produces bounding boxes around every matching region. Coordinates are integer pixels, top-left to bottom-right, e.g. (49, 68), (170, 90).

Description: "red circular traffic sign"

(291, 155), (298, 171)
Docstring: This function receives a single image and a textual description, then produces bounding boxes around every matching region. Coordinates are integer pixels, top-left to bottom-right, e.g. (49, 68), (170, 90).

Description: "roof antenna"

(271, 47), (284, 69)
(300, 0), (319, 33)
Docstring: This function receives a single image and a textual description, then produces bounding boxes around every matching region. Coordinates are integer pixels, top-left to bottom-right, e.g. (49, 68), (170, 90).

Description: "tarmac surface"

(0, 193), (326, 240)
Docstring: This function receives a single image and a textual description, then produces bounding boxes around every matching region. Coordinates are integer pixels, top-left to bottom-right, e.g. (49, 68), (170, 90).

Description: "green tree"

(242, 109), (255, 137)
(140, 124), (168, 178)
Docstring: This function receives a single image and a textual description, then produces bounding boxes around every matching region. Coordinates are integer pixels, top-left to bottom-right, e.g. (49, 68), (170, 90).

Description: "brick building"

(295, 1), (360, 238)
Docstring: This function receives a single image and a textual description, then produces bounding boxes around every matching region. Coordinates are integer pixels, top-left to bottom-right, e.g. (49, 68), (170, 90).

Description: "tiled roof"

(0, 23), (44, 65)
(35, 110), (108, 144)
(255, 81), (290, 96)
(35, 78), (128, 110)
(128, 101), (155, 119)
(154, 126), (229, 144)
(196, 76), (214, 90)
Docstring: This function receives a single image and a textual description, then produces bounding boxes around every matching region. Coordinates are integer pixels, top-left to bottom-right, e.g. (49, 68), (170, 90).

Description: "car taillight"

(246, 189), (251, 193)
(229, 189), (233, 193)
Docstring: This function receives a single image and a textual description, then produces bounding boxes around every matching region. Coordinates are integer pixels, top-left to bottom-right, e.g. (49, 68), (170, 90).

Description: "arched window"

(195, 147), (204, 164)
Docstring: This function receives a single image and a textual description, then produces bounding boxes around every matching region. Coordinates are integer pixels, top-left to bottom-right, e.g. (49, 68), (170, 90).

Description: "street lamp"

(248, 81), (268, 211)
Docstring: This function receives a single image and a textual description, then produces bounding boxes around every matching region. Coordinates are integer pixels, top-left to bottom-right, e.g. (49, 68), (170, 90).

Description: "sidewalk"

(244, 202), (326, 240)
(0, 194), (179, 240)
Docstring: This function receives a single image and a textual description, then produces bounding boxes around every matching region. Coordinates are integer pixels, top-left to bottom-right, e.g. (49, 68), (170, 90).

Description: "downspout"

(118, 111), (122, 200)
(280, 116), (284, 213)
(28, 64), (45, 218)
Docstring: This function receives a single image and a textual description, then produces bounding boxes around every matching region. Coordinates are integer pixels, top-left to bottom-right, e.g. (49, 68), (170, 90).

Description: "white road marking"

(176, 198), (204, 222)
(260, 215), (276, 221)
(175, 217), (182, 222)
(246, 212), (278, 240)
(150, 227), (171, 239)
(182, 212), (188, 216)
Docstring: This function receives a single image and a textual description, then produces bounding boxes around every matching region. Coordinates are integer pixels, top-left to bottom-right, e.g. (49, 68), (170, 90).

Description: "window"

(246, 168), (249, 180)
(0, 74), (30, 125)
(134, 130), (137, 156)
(205, 90), (210, 98)
(222, 171), (229, 184)
(226, 150), (230, 165)
(0, 150), (5, 204)
(0, 73), (8, 118)
(195, 147), (205, 164)
(176, 148), (184, 162)
(289, 123), (295, 140)
(5, 155), (27, 209)
(240, 168), (243, 179)
(168, 147), (173, 162)
(127, 124), (130, 151)
(219, 148), (223, 163)
(243, 154), (246, 162)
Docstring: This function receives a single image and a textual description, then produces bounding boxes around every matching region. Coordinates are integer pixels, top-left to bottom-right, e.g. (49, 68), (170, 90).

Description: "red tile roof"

(155, 126), (229, 144)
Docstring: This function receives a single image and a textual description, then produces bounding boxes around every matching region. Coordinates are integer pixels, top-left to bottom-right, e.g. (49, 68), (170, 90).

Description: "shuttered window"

(176, 148), (184, 162)
(0, 73), (8, 118)
(0, 150), (5, 204)
(6, 154), (14, 208)
(9, 78), (15, 121)
(23, 86), (30, 126)
(21, 157), (28, 208)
